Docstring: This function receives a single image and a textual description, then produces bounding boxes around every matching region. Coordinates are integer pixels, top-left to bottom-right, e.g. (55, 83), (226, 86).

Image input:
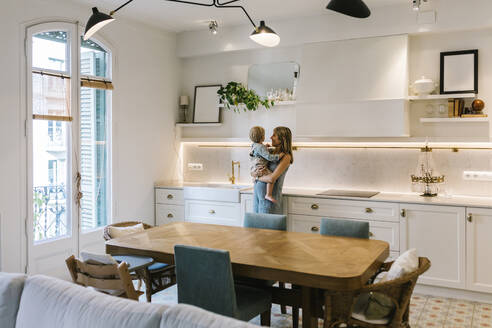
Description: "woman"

(253, 126), (293, 214)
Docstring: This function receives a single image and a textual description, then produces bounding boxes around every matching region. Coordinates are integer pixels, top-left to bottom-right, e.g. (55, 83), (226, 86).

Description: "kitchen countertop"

(155, 181), (492, 209)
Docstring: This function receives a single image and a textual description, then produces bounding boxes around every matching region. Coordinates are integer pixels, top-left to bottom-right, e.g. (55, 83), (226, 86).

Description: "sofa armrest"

(0, 272), (27, 328)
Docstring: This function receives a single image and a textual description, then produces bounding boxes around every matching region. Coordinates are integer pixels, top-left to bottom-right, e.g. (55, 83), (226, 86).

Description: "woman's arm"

(258, 154), (291, 183)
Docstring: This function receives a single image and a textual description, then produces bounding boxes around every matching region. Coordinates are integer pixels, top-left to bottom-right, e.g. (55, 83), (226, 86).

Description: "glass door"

(27, 22), (79, 278)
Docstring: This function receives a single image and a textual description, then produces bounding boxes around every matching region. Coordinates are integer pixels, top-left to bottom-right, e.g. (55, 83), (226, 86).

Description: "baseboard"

(415, 284), (492, 304)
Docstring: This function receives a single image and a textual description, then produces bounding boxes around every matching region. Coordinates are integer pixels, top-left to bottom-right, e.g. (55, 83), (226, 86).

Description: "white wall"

(0, 0), (180, 272)
(177, 0), (492, 58)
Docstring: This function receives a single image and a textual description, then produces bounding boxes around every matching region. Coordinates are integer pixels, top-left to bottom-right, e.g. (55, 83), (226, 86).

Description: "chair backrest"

(320, 218), (369, 238)
(174, 245), (238, 318)
(103, 221), (152, 241)
(65, 255), (141, 300)
(243, 212), (287, 231)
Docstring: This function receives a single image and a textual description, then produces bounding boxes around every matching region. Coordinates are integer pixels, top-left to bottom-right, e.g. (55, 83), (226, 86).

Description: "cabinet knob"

(209, 209), (216, 214)
(369, 232), (374, 237)
(311, 226), (319, 232)
(167, 194), (173, 200)
(467, 213), (473, 222)
(167, 213), (174, 218)
(365, 207), (373, 213)
(311, 204), (319, 210)
(400, 209), (406, 218)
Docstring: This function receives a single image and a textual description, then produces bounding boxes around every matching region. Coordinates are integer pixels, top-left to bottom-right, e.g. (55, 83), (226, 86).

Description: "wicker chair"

(103, 221), (176, 302)
(323, 257), (431, 328)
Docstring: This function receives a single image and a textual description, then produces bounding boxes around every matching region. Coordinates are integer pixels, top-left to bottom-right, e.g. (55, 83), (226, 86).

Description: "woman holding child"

(249, 126), (293, 214)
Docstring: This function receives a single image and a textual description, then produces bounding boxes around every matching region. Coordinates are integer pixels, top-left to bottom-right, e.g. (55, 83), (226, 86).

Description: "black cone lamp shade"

(249, 21), (280, 47)
(326, 0), (371, 18)
(83, 7), (115, 40)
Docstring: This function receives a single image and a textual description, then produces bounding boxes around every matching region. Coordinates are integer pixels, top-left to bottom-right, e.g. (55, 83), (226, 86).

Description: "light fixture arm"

(107, 0), (257, 28)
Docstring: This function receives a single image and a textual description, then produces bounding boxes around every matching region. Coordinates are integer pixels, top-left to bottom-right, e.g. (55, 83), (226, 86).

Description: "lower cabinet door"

(400, 203), (466, 289)
(466, 207), (492, 293)
(156, 204), (184, 225)
(185, 200), (241, 226)
(289, 215), (399, 251)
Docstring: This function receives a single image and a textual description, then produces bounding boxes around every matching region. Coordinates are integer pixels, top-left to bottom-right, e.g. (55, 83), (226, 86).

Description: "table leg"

(301, 286), (318, 328)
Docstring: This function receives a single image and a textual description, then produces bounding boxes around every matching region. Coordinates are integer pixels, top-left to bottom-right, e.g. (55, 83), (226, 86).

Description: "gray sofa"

(0, 272), (260, 328)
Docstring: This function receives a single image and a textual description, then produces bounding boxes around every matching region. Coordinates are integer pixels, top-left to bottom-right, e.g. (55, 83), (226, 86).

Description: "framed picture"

(440, 50), (478, 94)
(192, 84), (222, 123)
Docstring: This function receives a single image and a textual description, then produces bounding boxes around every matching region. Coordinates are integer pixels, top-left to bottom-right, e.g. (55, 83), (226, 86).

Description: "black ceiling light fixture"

(326, 0), (371, 18)
(83, 0), (280, 47)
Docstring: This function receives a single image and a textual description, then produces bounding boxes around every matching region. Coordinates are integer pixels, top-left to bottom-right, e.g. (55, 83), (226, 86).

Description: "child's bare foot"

(265, 195), (277, 203)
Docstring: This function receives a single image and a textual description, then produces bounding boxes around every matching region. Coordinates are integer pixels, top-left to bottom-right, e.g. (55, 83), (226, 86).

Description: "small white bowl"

(413, 76), (436, 95)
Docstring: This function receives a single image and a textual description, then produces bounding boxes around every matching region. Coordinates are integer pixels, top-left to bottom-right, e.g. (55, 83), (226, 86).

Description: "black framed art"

(440, 49), (478, 94)
(192, 84), (222, 123)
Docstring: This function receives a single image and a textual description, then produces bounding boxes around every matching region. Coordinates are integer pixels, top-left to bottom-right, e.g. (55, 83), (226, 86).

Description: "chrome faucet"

(229, 161), (240, 184)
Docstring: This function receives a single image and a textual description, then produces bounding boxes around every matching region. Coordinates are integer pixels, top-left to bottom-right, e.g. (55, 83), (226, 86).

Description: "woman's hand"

(258, 154), (291, 184)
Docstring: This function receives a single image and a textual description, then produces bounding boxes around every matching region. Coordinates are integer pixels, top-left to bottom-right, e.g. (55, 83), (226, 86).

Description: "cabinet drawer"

(290, 215), (399, 251)
(288, 197), (399, 222)
(156, 204), (184, 225)
(185, 200), (241, 226)
(155, 188), (184, 205)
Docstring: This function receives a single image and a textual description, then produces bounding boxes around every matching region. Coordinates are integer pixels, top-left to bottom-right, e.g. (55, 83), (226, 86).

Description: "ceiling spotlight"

(209, 20), (218, 35)
(412, 0), (428, 11)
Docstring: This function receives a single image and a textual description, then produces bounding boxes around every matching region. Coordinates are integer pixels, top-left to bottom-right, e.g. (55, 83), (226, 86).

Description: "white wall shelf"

(176, 123), (223, 127)
(408, 93), (476, 101)
(420, 117), (489, 123)
(273, 101), (296, 106)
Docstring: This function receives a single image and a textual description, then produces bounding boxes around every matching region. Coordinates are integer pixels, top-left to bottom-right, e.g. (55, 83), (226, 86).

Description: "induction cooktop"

(316, 189), (380, 198)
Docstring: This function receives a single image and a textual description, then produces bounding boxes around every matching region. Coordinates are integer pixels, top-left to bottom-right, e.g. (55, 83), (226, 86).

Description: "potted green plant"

(217, 82), (274, 112)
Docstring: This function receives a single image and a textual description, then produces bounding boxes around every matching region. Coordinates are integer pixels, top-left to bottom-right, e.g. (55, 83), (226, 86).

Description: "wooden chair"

(104, 221), (177, 302)
(323, 257), (431, 328)
(65, 255), (143, 300)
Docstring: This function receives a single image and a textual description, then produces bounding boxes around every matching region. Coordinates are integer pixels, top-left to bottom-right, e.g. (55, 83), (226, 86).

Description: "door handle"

(400, 209), (406, 217)
(467, 213), (472, 222)
(369, 232), (374, 237)
(311, 204), (319, 210)
(311, 226), (319, 232)
(209, 209), (216, 214)
(167, 213), (174, 218)
(167, 194), (174, 200)
(365, 207), (373, 213)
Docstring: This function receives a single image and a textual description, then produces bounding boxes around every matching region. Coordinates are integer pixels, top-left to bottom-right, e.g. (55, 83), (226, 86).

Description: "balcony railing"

(33, 184), (67, 241)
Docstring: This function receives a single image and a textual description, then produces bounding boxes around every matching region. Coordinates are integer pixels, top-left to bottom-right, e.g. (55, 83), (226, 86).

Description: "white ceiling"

(72, 0), (409, 32)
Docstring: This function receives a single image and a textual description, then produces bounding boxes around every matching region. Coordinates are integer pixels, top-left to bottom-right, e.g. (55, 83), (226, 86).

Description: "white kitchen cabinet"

(155, 188), (184, 226)
(241, 193), (254, 223)
(466, 207), (492, 293)
(400, 203), (466, 289)
(156, 204), (185, 225)
(185, 200), (241, 226)
(289, 214), (399, 252)
(288, 197), (400, 222)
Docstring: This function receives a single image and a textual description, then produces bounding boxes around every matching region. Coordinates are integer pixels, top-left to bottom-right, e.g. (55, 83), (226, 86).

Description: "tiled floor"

(147, 286), (492, 327)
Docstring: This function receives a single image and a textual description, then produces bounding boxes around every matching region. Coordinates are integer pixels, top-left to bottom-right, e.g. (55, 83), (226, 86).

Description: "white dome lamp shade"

(249, 21), (280, 47)
(83, 7), (115, 41)
(326, 0), (371, 18)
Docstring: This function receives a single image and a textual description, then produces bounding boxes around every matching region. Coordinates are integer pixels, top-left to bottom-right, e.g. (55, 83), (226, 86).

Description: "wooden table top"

(106, 222), (389, 290)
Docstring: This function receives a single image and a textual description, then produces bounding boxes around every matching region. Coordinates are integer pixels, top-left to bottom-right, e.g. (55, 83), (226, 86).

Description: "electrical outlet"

(463, 171), (492, 181)
(188, 163), (203, 171)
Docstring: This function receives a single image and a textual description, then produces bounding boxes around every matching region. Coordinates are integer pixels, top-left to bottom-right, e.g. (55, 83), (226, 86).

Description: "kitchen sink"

(183, 184), (250, 202)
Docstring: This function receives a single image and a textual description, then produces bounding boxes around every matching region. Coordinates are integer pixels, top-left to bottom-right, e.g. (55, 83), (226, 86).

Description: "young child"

(249, 126), (284, 203)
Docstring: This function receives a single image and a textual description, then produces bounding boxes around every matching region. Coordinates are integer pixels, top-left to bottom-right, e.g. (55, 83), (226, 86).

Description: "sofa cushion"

(108, 223), (145, 238)
(0, 272), (26, 328)
(15, 275), (168, 328)
(160, 304), (259, 328)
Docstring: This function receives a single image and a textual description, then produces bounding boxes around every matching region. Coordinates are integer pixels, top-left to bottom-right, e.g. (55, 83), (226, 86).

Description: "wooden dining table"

(106, 222), (389, 328)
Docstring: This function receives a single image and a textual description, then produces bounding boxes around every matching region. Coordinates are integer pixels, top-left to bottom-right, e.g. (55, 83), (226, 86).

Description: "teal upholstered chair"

(320, 218), (370, 239)
(174, 245), (272, 325)
(244, 212), (287, 231)
(243, 212), (293, 319)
